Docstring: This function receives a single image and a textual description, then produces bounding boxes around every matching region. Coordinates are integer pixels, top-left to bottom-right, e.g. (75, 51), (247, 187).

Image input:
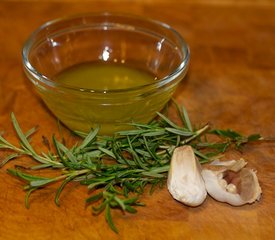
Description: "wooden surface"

(1, 1), (275, 239)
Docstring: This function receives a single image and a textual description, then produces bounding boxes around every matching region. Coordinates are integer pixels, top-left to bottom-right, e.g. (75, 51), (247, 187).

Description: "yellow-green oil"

(39, 62), (175, 135)
(56, 62), (156, 90)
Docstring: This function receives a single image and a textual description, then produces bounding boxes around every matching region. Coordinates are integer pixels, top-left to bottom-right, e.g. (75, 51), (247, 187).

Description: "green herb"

(0, 103), (265, 233)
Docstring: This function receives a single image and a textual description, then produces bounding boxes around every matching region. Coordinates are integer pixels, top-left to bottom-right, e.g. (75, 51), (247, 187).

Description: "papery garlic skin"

(239, 168), (262, 203)
(167, 146), (207, 207)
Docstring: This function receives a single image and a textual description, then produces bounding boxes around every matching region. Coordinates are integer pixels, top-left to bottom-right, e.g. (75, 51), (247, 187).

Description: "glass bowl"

(22, 13), (190, 135)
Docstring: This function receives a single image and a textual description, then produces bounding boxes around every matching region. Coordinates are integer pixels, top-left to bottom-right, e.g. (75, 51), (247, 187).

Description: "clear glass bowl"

(22, 13), (190, 135)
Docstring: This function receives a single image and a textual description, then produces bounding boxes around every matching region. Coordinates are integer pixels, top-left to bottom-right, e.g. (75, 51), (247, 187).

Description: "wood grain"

(1, 1), (275, 239)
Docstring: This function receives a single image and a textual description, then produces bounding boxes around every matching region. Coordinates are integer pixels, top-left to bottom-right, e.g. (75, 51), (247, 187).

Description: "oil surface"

(55, 62), (156, 90)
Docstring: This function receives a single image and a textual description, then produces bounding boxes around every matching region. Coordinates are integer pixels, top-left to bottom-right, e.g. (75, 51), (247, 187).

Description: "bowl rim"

(22, 12), (190, 94)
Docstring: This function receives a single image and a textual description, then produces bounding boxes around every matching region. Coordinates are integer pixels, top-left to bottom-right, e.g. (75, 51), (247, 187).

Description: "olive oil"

(55, 62), (156, 90)
(38, 62), (177, 135)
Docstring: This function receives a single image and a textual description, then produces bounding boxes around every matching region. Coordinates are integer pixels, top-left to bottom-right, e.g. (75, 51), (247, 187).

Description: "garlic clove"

(202, 159), (262, 206)
(167, 145), (207, 207)
(226, 183), (237, 194)
(202, 169), (245, 206)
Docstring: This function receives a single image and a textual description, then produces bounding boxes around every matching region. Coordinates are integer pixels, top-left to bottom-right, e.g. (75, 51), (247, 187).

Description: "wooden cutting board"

(0, 1), (275, 239)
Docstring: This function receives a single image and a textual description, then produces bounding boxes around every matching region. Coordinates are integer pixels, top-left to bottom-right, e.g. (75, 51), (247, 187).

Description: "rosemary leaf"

(7, 168), (51, 183)
(98, 146), (116, 159)
(25, 187), (38, 209)
(25, 126), (38, 140)
(55, 176), (74, 206)
(54, 141), (78, 164)
(30, 178), (56, 187)
(11, 113), (37, 155)
(75, 126), (100, 152)
(0, 153), (20, 167)
(247, 134), (262, 142)
(125, 205), (137, 214)
(86, 192), (104, 204)
(181, 105), (193, 132)
(105, 204), (118, 234)
(165, 127), (194, 136)
(157, 112), (180, 129)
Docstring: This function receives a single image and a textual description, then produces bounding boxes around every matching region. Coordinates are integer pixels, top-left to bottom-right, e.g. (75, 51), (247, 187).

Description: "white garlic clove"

(202, 159), (262, 206)
(226, 183), (237, 194)
(167, 145), (207, 207)
(202, 169), (245, 206)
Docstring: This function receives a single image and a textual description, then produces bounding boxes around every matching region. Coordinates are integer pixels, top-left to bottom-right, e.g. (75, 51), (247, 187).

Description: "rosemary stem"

(32, 155), (64, 168)
(57, 169), (91, 181)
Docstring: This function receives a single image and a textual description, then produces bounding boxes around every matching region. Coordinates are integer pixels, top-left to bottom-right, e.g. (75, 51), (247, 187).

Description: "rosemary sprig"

(0, 104), (264, 233)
